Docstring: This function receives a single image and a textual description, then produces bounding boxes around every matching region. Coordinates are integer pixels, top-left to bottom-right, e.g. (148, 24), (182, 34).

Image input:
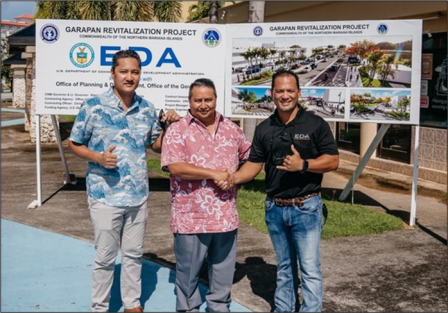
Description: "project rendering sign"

(36, 19), (226, 115)
(226, 20), (422, 124)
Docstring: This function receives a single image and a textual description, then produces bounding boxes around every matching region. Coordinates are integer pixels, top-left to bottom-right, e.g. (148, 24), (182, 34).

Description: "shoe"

(124, 305), (143, 312)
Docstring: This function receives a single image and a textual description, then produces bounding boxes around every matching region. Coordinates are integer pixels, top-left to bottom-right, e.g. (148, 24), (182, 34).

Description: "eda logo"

(69, 43), (95, 68)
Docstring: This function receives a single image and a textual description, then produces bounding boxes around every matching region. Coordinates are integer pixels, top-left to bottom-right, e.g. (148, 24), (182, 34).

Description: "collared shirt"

(249, 107), (339, 199)
(161, 110), (251, 234)
(69, 87), (162, 207)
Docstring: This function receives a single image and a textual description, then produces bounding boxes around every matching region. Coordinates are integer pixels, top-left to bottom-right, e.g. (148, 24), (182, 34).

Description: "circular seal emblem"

(40, 24), (59, 43)
(253, 26), (263, 36)
(69, 43), (95, 68)
(377, 23), (388, 35)
(202, 28), (221, 48)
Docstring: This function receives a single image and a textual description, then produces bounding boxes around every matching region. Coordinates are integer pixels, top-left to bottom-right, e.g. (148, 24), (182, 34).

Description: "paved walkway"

(0, 105), (446, 312)
(1, 219), (250, 312)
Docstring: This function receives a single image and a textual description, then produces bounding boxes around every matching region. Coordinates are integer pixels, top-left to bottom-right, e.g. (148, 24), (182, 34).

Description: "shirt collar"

(273, 105), (306, 126)
(104, 87), (140, 111)
(186, 110), (223, 127)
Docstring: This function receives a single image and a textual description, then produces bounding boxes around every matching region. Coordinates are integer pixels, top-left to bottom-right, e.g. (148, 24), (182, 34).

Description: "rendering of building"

(215, 1), (447, 184)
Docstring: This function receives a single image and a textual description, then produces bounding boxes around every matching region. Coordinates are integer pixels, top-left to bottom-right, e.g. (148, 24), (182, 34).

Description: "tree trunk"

(209, 1), (218, 24)
(244, 1), (266, 141)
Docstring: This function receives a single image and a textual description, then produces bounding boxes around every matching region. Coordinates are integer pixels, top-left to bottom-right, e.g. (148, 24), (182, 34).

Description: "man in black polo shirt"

(233, 69), (339, 312)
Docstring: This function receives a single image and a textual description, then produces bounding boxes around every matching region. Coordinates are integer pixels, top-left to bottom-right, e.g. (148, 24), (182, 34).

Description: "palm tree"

(153, 1), (182, 22)
(187, 1), (234, 22)
(79, 1), (112, 20)
(36, 1), (181, 22)
(378, 54), (396, 87)
(364, 50), (385, 86)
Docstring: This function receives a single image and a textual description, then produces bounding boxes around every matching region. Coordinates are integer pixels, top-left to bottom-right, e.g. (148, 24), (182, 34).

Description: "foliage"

(236, 173), (404, 238)
(147, 158), (169, 178)
(146, 159), (404, 239)
(345, 40), (379, 59)
(35, 1), (181, 22)
(397, 96), (411, 112)
(153, 1), (182, 22)
(386, 110), (410, 120)
(238, 89), (257, 103)
(187, 1), (234, 22)
(1, 38), (13, 85)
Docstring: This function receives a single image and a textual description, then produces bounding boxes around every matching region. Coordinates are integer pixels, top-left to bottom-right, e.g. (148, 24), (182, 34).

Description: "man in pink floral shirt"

(161, 78), (251, 312)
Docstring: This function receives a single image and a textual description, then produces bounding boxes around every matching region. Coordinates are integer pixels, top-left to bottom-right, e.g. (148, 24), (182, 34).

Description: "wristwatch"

(300, 159), (309, 174)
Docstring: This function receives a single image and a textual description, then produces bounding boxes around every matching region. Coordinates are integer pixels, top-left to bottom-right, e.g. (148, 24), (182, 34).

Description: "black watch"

(300, 159), (308, 174)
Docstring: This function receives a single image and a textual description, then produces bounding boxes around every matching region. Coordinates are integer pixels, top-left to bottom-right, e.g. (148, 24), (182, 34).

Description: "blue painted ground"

(1, 219), (251, 312)
(1, 108), (25, 127)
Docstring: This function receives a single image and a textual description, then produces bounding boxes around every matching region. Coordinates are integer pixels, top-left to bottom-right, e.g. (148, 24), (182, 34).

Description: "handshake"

(212, 169), (237, 191)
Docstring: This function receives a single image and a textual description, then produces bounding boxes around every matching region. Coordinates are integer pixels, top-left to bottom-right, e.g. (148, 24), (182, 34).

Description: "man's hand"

(161, 109), (180, 127)
(100, 145), (118, 169)
(213, 169), (235, 190)
(276, 144), (304, 172)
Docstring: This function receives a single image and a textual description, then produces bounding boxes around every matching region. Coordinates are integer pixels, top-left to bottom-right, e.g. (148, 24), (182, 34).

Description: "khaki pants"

(88, 196), (148, 312)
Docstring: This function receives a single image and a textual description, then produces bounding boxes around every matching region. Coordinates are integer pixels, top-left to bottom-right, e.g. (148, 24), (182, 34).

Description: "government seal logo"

(377, 23), (388, 35)
(40, 24), (59, 43)
(69, 43), (95, 68)
(202, 28), (221, 48)
(253, 26), (263, 36)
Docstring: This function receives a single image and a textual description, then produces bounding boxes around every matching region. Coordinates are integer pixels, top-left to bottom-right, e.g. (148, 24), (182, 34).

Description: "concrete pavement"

(1, 111), (446, 312)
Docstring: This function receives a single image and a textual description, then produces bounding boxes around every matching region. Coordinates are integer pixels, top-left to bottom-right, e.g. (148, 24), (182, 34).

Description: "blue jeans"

(265, 195), (324, 312)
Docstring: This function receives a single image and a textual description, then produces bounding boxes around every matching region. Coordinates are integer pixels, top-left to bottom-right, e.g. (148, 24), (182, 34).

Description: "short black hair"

(271, 69), (301, 90)
(111, 50), (141, 72)
(188, 78), (217, 99)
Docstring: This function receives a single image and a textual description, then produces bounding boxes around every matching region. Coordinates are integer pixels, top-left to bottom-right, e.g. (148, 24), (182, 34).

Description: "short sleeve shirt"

(161, 111), (251, 234)
(249, 108), (339, 199)
(69, 87), (162, 207)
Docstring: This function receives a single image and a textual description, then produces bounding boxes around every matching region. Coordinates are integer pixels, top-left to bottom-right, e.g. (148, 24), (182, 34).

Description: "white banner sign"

(226, 20), (422, 124)
(36, 19), (226, 115)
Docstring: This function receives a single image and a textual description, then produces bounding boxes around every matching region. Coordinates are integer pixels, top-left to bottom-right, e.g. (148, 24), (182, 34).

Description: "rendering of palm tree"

(364, 50), (385, 86)
(378, 54), (396, 87)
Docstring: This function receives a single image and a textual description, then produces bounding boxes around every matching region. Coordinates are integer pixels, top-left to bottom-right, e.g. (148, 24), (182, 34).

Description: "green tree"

(364, 49), (385, 86)
(1, 38), (13, 89)
(397, 96), (410, 112)
(36, 1), (181, 22)
(238, 89), (257, 103)
(187, 1), (234, 22)
(153, 1), (182, 22)
(378, 54), (396, 87)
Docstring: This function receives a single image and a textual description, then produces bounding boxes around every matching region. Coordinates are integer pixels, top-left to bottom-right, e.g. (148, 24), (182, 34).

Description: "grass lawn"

(147, 158), (404, 240)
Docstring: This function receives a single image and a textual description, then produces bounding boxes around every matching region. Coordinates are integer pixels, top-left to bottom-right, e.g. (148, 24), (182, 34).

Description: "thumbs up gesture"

(100, 145), (118, 169)
(276, 144), (303, 172)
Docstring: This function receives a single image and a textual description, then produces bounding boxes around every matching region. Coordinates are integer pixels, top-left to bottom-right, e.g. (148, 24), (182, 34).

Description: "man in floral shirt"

(161, 78), (251, 312)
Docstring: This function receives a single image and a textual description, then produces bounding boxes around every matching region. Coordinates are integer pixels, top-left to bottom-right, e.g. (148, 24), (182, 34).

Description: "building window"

(420, 32), (447, 129)
(336, 122), (360, 154)
(377, 124), (411, 163)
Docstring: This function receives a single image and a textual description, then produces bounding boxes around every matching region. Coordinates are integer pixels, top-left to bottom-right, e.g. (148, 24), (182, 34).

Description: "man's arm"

(68, 141), (117, 169)
(150, 129), (164, 153)
(234, 161), (264, 184)
(168, 163), (233, 183)
(150, 109), (180, 153)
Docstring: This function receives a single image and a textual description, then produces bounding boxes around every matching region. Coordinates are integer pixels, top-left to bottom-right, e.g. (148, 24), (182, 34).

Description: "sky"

(1, 1), (36, 21)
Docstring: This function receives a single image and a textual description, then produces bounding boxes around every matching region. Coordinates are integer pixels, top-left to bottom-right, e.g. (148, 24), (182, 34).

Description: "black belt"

(273, 193), (320, 207)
